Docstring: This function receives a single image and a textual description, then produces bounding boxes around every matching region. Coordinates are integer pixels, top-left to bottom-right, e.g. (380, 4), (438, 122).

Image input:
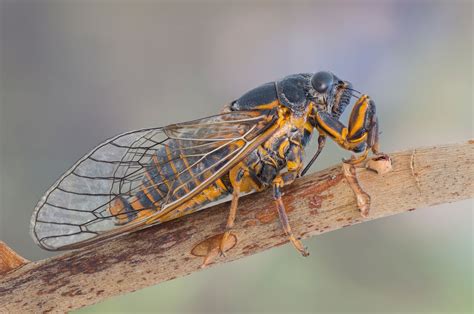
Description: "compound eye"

(311, 71), (334, 93)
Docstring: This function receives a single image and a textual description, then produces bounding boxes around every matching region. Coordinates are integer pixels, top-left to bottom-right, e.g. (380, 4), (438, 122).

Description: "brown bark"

(0, 242), (29, 276)
(0, 141), (473, 313)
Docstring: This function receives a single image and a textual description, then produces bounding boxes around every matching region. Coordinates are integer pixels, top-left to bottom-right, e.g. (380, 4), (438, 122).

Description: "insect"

(30, 71), (380, 265)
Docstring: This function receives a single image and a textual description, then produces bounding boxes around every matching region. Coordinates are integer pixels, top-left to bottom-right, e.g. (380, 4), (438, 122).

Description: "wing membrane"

(31, 110), (277, 250)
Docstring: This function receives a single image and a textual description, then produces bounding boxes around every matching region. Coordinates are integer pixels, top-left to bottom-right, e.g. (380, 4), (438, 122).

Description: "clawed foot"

(289, 235), (310, 257)
(342, 162), (371, 217)
(219, 231), (231, 257)
(191, 233), (237, 269)
(342, 153), (392, 217)
(343, 150), (369, 165)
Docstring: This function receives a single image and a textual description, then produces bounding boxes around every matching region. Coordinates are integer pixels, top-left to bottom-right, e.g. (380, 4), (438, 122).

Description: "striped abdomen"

(109, 139), (231, 225)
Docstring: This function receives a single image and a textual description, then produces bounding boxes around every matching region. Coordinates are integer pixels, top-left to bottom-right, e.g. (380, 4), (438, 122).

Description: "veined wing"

(30, 110), (278, 250)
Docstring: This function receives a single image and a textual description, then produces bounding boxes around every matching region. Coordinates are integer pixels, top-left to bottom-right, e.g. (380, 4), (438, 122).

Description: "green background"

(0, 1), (472, 313)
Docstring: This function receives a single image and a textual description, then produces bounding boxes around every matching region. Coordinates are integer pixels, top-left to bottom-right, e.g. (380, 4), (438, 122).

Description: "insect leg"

(273, 179), (309, 257)
(273, 143), (309, 256)
(345, 96), (381, 163)
(346, 96), (379, 150)
(367, 115), (380, 154)
(300, 134), (326, 177)
(201, 169), (243, 267)
(315, 95), (379, 164)
(219, 179), (241, 255)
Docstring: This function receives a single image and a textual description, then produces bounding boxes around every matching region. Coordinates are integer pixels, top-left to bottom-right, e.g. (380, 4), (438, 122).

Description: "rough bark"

(0, 242), (29, 276)
(0, 141), (472, 313)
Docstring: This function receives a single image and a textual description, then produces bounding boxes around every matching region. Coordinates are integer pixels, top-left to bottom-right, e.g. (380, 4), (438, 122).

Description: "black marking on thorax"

(230, 82), (278, 110)
(275, 73), (312, 111)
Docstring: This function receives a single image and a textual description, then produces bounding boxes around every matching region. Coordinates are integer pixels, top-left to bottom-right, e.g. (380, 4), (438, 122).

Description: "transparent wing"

(31, 110), (277, 250)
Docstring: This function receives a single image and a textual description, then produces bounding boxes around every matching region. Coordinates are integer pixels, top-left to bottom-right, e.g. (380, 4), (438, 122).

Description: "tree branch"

(1, 141), (473, 312)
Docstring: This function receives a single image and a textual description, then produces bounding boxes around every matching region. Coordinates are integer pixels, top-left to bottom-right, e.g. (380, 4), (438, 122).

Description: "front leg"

(316, 95), (382, 216)
(316, 95), (380, 164)
(347, 95), (380, 157)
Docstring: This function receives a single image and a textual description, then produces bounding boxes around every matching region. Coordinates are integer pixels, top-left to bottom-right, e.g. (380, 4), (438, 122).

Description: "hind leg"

(219, 182), (241, 256)
(201, 169), (245, 267)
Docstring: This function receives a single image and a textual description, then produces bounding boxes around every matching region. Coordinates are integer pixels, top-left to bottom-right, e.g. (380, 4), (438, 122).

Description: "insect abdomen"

(109, 140), (231, 225)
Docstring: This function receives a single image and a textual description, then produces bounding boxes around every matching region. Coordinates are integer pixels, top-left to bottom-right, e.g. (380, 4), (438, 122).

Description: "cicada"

(30, 72), (380, 265)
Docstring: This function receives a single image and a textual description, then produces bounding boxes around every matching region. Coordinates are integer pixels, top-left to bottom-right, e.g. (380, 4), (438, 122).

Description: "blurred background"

(0, 0), (472, 313)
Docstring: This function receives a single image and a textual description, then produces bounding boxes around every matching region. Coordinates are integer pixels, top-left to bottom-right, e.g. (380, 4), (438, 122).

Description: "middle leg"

(273, 178), (309, 256)
(272, 143), (309, 256)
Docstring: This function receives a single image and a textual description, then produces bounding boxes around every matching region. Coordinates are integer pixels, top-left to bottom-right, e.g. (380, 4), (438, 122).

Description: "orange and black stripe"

(112, 138), (234, 224)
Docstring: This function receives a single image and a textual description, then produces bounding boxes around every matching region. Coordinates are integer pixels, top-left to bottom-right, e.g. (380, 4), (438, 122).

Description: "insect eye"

(311, 71), (334, 93)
